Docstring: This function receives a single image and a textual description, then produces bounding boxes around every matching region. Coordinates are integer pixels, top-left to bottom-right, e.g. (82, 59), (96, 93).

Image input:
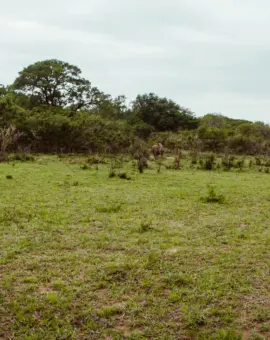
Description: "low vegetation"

(0, 155), (269, 339)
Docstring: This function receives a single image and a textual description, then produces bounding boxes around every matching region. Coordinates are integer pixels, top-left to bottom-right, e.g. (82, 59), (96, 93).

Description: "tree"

(0, 85), (7, 97)
(12, 59), (101, 110)
(132, 93), (198, 131)
(200, 113), (227, 129)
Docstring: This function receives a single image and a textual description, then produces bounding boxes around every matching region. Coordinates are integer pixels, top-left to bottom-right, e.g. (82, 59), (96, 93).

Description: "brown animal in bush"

(152, 143), (164, 159)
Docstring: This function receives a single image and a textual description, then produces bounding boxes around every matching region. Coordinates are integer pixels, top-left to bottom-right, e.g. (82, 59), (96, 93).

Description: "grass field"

(0, 156), (269, 339)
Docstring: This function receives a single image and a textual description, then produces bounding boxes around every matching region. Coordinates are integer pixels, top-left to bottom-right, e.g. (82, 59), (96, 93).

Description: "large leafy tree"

(12, 59), (101, 110)
(132, 93), (198, 131)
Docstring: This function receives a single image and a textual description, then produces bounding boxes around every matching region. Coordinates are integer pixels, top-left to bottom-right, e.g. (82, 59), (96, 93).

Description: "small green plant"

(255, 157), (262, 166)
(9, 154), (35, 162)
(139, 221), (153, 233)
(222, 156), (234, 171)
(108, 169), (116, 178)
(215, 328), (242, 340)
(95, 204), (122, 213)
(137, 155), (148, 173)
(200, 153), (216, 171)
(234, 159), (244, 169)
(87, 155), (106, 165)
(201, 185), (225, 204)
(118, 172), (131, 180)
(248, 159), (253, 168)
(46, 292), (58, 304)
(80, 163), (91, 170)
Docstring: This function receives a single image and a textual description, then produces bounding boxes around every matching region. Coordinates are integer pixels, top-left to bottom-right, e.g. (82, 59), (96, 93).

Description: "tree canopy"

(12, 59), (101, 110)
(132, 93), (198, 131)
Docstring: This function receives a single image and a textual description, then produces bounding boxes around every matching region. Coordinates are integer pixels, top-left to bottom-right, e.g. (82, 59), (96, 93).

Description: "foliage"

(132, 93), (198, 131)
(201, 185), (225, 203)
(12, 59), (101, 110)
(0, 59), (269, 156)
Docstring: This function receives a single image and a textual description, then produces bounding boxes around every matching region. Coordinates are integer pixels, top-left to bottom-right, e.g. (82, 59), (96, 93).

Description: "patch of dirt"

(38, 285), (53, 294)
(166, 247), (184, 254)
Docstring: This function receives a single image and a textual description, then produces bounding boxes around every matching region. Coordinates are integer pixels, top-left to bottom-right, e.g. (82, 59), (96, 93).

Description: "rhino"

(152, 143), (164, 159)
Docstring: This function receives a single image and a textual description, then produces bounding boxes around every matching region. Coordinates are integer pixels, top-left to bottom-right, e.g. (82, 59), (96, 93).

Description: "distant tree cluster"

(0, 59), (269, 155)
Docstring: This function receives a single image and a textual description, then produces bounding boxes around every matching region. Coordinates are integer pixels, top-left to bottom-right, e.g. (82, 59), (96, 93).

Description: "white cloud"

(1, 0), (270, 122)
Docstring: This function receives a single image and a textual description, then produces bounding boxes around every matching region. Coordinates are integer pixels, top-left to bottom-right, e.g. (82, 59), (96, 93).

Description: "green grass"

(0, 156), (269, 339)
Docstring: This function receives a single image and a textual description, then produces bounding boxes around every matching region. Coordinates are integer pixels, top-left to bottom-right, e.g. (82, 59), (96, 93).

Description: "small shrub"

(9, 154), (35, 162)
(255, 157), (262, 166)
(163, 272), (192, 287)
(95, 204), (122, 213)
(46, 292), (58, 304)
(200, 153), (216, 171)
(234, 159), (244, 168)
(87, 155), (106, 165)
(248, 159), (253, 168)
(80, 163), (91, 170)
(222, 156), (234, 171)
(96, 305), (123, 318)
(108, 169), (116, 178)
(215, 328), (242, 340)
(201, 185), (225, 204)
(137, 155), (148, 173)
(6, 175), (13, 180)
(265, 159), (270, 167)
(204, 158), (214, 170)
(139, 221), (153, 233)
(118, 172), (131, 180)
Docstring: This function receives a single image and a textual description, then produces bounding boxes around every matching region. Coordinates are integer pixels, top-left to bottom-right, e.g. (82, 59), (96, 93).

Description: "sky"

(1, 0), (270, 122)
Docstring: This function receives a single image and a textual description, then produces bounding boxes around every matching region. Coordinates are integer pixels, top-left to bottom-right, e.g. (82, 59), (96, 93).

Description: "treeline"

(0, 59), (269, 156)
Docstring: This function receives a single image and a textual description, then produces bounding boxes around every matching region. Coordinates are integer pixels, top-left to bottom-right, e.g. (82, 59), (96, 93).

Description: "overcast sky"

(1, 0), (270, 122)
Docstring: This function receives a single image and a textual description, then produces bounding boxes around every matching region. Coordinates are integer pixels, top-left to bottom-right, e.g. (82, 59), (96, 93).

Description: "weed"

(163, 272), (192, 287)
(95, 204), (122, 213)
(249, 332), (267, 340)
(255, 157), (262, 166)
(234, 159), (244, 169)
(96, 305), (123, 318)
(80, 163), (91, 170)
(215, 328), (242, 339)
(222, 156), (234, 171)
(201, 185), (225, 203)
(109, 169), (116, 178)
(9, 154), (35, 162)
(139, 221), (153, 233)
(201, 153), (216, 171)
(46, 292), (59, 304)
(137, 156), (148, 173)
(87, 155), (106, 165)
(118, 172), (131, 180)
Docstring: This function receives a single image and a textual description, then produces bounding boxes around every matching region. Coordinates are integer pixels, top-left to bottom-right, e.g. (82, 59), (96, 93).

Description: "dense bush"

(0, 59), (269, 156)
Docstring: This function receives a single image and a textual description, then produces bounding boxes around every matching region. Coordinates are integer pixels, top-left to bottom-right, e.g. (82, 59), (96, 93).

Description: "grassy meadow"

(0, 155), (269, 339)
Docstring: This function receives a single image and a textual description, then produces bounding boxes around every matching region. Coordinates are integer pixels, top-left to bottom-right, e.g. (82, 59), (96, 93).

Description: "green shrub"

(9, 154), (35, 162)
(118, 172), (131, 180)
(201, 185), (225, 204)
